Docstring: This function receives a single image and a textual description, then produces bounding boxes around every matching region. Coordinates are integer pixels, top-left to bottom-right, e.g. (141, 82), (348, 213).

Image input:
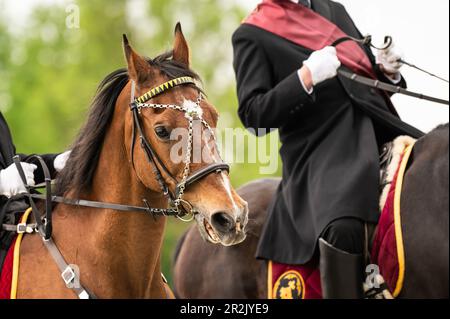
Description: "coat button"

(370, 88), (377, 95)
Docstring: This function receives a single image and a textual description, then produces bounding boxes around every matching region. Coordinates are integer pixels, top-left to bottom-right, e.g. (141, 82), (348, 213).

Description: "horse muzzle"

(194, 204), (248, 246)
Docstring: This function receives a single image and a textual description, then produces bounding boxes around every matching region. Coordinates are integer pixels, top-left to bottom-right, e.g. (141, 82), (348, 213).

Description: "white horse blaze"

(184, 98), (238, 218)
(219, 171), (239, 219)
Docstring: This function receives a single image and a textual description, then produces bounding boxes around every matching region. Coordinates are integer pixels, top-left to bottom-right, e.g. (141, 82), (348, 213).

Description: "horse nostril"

(211, 212), (235, 233)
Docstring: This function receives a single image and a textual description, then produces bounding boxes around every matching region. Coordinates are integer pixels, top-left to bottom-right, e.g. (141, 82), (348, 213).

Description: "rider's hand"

(0, 162), (37, 198)
(54, 150), (71, 173)
(376, 41), (404, 76)
(303, 46), (341, 87)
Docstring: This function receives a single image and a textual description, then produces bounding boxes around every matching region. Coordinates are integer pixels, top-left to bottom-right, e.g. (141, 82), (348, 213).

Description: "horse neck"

(55, 106), (168, 298)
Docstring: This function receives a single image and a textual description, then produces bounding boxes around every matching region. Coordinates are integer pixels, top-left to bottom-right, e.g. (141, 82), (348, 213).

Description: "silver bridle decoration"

(135, 93), (220, 221)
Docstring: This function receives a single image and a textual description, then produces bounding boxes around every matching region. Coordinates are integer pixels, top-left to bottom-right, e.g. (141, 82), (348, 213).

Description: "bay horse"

(15, 24), (248, 298)
(173, 124), (449, 299)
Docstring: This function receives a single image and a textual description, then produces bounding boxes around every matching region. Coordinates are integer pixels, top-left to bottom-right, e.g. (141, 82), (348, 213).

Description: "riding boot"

(319, 238), (364, 299)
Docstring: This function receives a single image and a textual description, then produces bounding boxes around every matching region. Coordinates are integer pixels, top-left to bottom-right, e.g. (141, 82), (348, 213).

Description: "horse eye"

(154, 125), (171, 140)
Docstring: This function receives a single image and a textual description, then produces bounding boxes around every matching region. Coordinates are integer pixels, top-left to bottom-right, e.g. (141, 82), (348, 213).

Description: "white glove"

(0, 162), (37, 198)
(54, 150), (71, 173)
(376, 42), (404, 75)
(303, 46), (341, 86)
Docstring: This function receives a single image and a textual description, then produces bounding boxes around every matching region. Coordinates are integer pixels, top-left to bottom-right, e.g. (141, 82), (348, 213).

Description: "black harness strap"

(130, 81), (179, 204)
(28, 193), (180, 216)
(331, 35), (393, 50)
(133, 109), (178, 191)
(331, 35), (450, 106)
(338, 70), (449, 106)
(13, 155), (53, 239)
(180, 163), (230, 191)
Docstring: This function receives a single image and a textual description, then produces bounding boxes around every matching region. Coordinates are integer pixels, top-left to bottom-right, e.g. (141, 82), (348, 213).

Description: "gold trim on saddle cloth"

(267, 261), (272, 299)
(10, 207), (33, 299)
(266, 143), (415, 299)
(392, 143), (415, 297)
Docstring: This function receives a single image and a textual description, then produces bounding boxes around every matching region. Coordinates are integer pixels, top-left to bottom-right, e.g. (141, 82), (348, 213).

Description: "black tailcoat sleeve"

(232, 0), (424, 265)
(1, 107), (61, 270)
(0, 112), (58, 183)
(232, 28), (315, 134)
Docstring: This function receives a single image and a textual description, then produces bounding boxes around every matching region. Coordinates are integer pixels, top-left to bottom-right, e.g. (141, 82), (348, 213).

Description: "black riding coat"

(0, 112), (58, 212)
(0, 112), (58, 267)
(0, 112), (57, 183)
(232, 0), (424, 265)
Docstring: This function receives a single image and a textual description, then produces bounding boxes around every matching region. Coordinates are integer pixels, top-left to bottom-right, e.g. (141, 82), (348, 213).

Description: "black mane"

(55, 51), (200, 196)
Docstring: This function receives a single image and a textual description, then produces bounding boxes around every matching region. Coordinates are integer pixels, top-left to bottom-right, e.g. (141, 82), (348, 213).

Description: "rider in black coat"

(0, 112), (59, 189)
(0, 112), (68, 267)
(232, 0), (424, 298)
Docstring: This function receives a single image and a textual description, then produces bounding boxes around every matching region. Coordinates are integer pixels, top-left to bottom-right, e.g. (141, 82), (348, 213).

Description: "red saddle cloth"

(370, 151), (407, 297)
(0, 236), (17, 299)
(268, 259), (322, 299)
(268, 148), (410, 299)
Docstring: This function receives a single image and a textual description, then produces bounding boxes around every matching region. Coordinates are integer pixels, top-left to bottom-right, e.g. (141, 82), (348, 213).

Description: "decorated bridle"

(5, 76), (229, 237)
(129, 76), (229, 221)
(1, 75), (229, 299)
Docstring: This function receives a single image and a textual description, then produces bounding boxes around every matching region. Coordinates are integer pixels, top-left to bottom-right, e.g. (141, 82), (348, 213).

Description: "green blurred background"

(0, 0), (280, 285)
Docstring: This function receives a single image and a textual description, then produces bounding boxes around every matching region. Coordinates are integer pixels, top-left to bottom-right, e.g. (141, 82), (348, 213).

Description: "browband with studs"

(134, 76), (204, 104)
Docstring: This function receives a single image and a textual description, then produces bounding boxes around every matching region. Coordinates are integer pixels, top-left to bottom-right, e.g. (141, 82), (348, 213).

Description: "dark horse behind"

(173, 124), (449, 299)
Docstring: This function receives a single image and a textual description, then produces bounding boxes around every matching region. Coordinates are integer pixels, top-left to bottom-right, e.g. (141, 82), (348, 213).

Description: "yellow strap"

(267, 261), (273, 299)
(393, 143), (415, 297)
(10, 207), (33, 299)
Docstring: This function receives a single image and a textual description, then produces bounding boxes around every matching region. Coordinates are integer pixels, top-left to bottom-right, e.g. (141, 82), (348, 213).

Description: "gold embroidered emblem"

(272, 270), (305, 299)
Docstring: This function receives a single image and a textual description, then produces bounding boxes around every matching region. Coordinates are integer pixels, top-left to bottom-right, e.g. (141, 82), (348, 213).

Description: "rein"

(1, 76), (229, 299)
(332, 35), (449, 106)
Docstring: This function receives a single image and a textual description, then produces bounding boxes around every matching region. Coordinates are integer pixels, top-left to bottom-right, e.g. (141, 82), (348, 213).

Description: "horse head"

(121, 23), (248, 246)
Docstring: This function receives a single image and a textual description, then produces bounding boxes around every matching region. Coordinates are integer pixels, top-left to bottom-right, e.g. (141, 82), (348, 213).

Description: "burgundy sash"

(244, 0), (376, 79)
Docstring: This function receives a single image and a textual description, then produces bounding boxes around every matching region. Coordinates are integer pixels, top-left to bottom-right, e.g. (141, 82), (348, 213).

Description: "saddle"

(0, 197), (30, 271)
(0, 204), (33, 299)
(0, 155), (54, 299)
(268, 136), (416, 299)
(367, 136), (416, 298)
(0, 155), (181, 299)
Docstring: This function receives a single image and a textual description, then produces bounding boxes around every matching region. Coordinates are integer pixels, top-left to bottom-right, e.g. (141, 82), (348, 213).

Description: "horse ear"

(173, 22), (190, 67)
(122, 34), (153, 84)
